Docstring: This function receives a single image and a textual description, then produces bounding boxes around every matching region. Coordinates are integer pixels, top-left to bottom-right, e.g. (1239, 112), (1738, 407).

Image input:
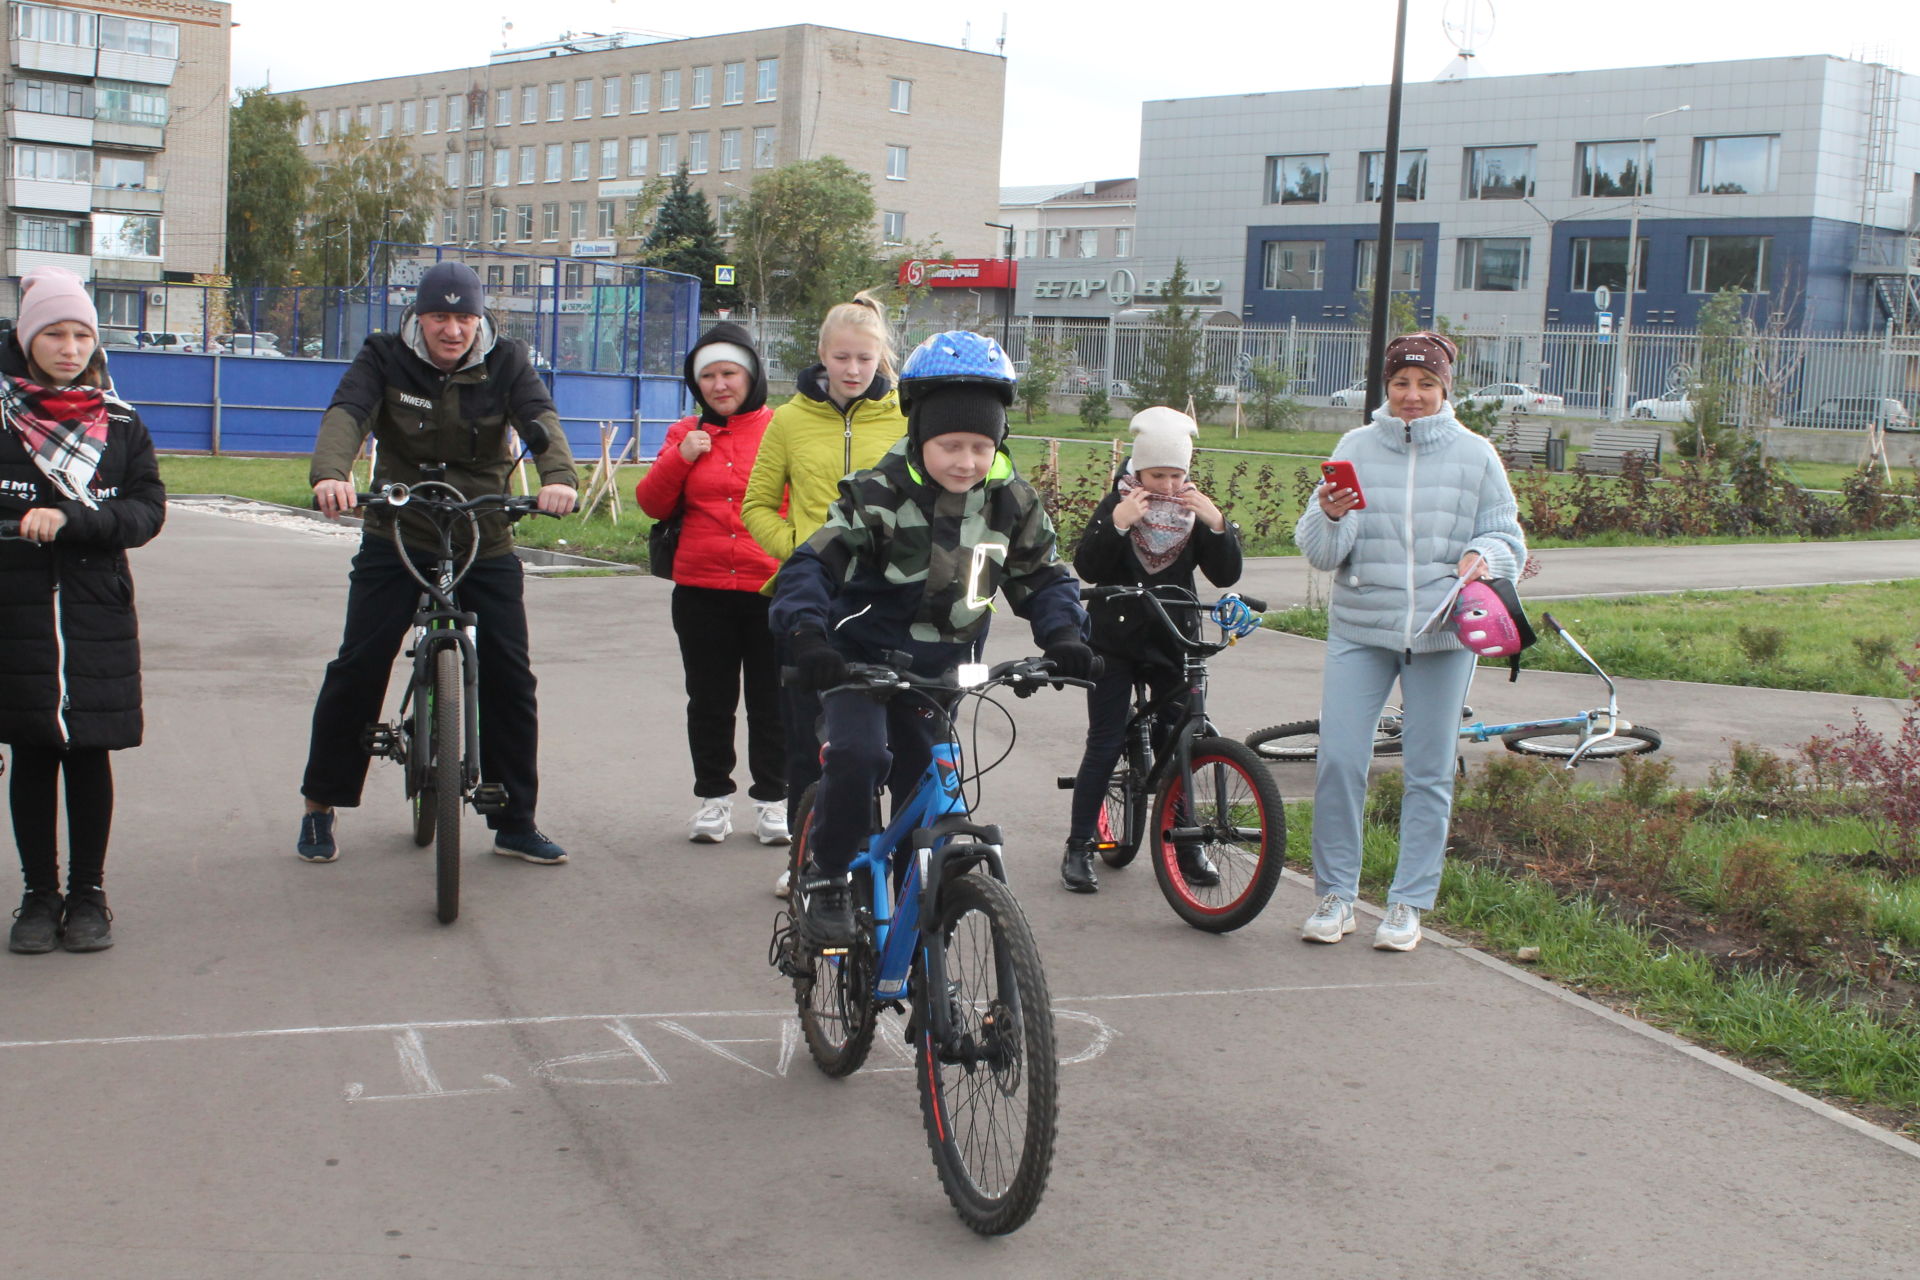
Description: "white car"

(1631, 389), (1694, 421)
(1461, 382), (1565, 414)
(1328, 380), (1369, 408)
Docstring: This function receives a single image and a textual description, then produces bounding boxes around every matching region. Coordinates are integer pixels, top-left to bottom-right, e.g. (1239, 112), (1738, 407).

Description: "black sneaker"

(794, 863), (855, 947)
(1176, 843), (1221, 888)
(1060, 838), (1100, 894)
(8, 890), (63, 954)
(492, 828), (569, 865)
(61, 890), (113, 952)
(296, 810), (338, 862)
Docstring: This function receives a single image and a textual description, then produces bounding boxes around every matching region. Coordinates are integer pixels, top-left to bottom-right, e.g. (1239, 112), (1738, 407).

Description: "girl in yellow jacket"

(742, 293), (907, 891)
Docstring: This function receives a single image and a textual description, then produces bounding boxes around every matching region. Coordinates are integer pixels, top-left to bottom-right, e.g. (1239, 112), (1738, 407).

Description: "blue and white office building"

(1131, 55), (1917, 335)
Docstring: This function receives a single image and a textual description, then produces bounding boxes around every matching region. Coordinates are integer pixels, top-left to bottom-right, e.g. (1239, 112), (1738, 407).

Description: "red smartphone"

(1321, 461), (1366, 509)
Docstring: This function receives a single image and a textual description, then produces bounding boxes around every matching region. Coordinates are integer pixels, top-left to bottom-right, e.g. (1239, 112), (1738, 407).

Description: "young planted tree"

(1680, 288), (1748, 459)
(1128, 260), (1221, 420)
(227, 87), (313, 286)
(1017, 337), (1071, 424)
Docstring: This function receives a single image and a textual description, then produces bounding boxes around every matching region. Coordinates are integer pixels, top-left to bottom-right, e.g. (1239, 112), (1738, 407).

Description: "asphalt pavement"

(1, 508), (1915, 1278)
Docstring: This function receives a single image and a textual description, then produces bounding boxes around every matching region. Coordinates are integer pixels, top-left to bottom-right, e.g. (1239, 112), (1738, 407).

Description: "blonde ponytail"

(818, 290), (897, 383)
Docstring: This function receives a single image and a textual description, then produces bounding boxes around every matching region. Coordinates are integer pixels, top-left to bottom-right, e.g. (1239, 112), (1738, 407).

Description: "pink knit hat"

(17, 265), (99, 350)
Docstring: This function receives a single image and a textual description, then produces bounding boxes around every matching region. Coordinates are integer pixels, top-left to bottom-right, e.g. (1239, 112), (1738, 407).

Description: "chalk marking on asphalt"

(1058, 980), (1443, 1002)
(655, 1019), (777, 1078)
(529, 1019), (672, 1089)
(342, 1028), (516, 1103)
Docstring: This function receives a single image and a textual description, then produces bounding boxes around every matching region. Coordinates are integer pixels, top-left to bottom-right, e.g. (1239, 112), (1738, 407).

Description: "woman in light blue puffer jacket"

(1291, 331), (1525, 952)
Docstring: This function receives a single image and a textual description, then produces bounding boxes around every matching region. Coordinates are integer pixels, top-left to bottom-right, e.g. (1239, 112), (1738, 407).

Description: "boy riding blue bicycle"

(770, 331), (1094, 946)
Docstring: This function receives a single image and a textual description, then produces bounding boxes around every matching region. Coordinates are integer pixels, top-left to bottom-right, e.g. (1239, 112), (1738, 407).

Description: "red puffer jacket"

(636, 408), (780, 591)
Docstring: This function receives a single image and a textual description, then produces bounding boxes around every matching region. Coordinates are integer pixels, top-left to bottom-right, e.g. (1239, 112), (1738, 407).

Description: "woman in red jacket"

(636, 323), (787, 846)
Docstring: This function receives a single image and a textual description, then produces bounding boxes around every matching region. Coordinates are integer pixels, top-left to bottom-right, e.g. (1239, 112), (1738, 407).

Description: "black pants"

(779, 632), (824, 827)
(808, 688), (942, 874)
(302, 536), (541, 831)
(9, 745), (113, 894)
(1068, 655), (1189, 840)
(670, 584), (784, 802)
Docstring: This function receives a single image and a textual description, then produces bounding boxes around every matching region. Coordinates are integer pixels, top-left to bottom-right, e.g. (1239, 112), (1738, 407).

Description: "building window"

(13, 77), (91, 118)
(493, 148), (510, 186)
(716, 194), (738, 237)
(12, 144), (91, 183)
(1354, 238), (1423, 291)
(1464, 145), (1535, 200)
(541, 203), (559, 241)
(1113, 228), (1132, 257)
(377, 103), (394, 136)
(446, 95), (463, 131)
(1577, 140), (1653, 198)
(12, 4), (97, 46)
(570, 141), (590, 180)
(1262, 240), (1325, 290)
(516, 204), (533, 241)
(314, 113), (329, 144)
(597, 139), (617, 179)
(521, 85), (538, 123)
(1568, 237), (1649, 292)
(97, 14), (178, 57)
(719, 128), (741, 171)
(661, 70), (681, 111)
(1694, 135), (1780, 195)
(422, 98), (438, 133)
(492, 89), (510, 127)
(467, 150), (483, 187)
(511, 264), (529, 290)
(491, 206), (508, 243)
(1688, 235), (1771, 292)
(688, 131), (708, 173)
(889, 78), (913, 114)
(95, 80), (167, 127)
(722, 62), (745, 105)
(1045, 229), (1065, 258)
(1075, 229), (1099, 258)
(658, 133), (678, 173)
(1360, 149), (1427, 202)
(298, 115), (312, 146)
(574, 79), (592, 119)
(882, 210), (906, 244)
(603, 76), (620, 116)
(485, 265), (504, 289)
(335, 106), (350, 137)
(441, 210), (456, 243)
(628, 136), (649, 176)
(13, 214), (88, 255)
(753, 125), (776, 168)
(630, 73), (650, 113)
(1455, 237), (1531, 290)
(401, 99), (416, 134)
(757, 58), (779, 101)
(465, 207), (481, 243)
(357, 104), (372, 133)
(518, 145), (535, 184)
(1022, 229), (1039, 258)
(886, 145), (909, 180)
(691, 65), (712, 108)
(96, 288), (140, 329)
(593, 199), (614, 237)
(547, 82), (565, 121)
(568, 202), (586, 239)
(544, 143), (562, 182)
(91, 212), (161, 259)
(1265, 154), (1327, 205)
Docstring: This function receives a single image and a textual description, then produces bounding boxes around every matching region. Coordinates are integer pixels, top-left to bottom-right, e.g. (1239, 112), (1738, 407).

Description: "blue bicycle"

(769, 654), (1092, 1235)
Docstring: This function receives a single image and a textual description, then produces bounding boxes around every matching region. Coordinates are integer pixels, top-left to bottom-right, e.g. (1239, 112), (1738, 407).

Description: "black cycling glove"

(1041, 630), (1097, 681)
(790, 628), (850, 691)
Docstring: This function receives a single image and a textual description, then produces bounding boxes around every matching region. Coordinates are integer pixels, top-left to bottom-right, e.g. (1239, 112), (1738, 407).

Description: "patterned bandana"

(1118, 474), (1196, 574)
(0, 373), (109, 510)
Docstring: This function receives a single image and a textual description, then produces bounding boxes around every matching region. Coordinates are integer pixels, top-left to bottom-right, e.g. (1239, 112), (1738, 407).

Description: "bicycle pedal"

(1055, 776), (1075, 790)
(360, 724), (400, 757)
(469, 783), (509, 815)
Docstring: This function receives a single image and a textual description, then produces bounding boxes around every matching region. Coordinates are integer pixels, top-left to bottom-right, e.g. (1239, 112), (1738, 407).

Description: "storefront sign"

(898, 258), (1016, 289)
(1029, 268), (1224, 304)
(570, 240), (617, 258)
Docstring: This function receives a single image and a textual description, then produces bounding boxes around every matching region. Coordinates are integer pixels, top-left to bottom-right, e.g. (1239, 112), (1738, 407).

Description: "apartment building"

(4, 0), (232, 334)
(279, 24), (1004, 286)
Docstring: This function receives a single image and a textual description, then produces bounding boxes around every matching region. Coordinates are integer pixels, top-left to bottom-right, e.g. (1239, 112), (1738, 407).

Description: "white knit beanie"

(1127, 406), (1198, 473)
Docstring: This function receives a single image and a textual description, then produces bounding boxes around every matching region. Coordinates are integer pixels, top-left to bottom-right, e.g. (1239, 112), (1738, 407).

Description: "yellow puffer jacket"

(742, 364), (906, 582)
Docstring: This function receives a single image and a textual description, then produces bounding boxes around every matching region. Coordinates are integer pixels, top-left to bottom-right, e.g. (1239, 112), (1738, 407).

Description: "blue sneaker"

(297, 811), (338, 862)
(493, 828), (568, 865)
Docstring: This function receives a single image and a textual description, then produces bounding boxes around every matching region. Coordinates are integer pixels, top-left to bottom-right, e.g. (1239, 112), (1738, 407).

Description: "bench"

(1577, 428), (1663, 475)
(1497, 421), (1553, 470)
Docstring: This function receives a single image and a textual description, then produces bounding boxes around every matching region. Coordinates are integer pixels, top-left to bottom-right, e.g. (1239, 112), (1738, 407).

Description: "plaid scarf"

(0, 373), (109, 510)
(1118, 474), (1197, 575)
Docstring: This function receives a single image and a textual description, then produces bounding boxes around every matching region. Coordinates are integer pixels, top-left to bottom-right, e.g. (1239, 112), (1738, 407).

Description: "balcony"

(93, 182), (163, 214)
(5, 248), (92, 279)
(96, 49), (175, 87)
(9, 38), (96, 78)
(4, 109), (92, 147)
(94, 117), (164, 151)
(7, 177), (93, 214)
(92, 255), (161, 282)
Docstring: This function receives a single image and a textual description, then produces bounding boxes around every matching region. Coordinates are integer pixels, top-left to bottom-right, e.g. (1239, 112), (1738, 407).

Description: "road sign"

(1593, 285), (1612, 312)
(714, 265), (736, 285)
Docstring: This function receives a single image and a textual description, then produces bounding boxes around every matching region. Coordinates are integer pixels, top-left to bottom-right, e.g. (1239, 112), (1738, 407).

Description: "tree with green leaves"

(1128, 259), (1221, 421)
(1016, 336), (1071, 424)
(300, 123), (439, 287)
(637, 164), (735, 307)
(733, 156), (882, 360)
(226, 87), (313, 285)
(1680, 288), (1747, 458)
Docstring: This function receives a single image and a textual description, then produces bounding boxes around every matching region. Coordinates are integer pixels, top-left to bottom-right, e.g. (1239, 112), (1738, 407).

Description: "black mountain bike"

(353, 477), (556, 923)
(1057, 586), (1286, 932)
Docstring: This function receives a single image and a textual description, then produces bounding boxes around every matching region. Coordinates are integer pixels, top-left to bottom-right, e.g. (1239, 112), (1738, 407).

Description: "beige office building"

(4, 0), (232, 336)
(279, 25), (1004, 286)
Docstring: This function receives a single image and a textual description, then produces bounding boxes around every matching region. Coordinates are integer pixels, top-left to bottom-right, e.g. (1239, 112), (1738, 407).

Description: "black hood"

(683, 321), (769, 425)
(795, 362), (893, 406)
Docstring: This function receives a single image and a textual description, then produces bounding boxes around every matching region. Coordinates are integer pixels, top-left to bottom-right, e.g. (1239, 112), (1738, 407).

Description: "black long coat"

(0, 335), (166, 750)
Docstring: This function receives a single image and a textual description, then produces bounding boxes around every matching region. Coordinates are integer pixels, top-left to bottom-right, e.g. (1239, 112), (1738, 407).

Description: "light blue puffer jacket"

(1293, 403), (1525, 655)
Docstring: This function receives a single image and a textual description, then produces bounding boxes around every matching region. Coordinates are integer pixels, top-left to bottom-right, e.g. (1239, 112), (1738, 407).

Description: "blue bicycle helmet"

(898, 330), (1017, 411)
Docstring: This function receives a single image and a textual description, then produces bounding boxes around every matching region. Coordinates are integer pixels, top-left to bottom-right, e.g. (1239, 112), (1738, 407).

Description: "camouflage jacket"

(769, 438), (1085, 673)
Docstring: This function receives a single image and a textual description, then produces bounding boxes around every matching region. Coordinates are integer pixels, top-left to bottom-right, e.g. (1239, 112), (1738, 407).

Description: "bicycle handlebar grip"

(1237, 595), (1268, 613)
(1079, 585), (1123, 601)
(0, 520), (21, 539)
(1540, 611), (1563, 633)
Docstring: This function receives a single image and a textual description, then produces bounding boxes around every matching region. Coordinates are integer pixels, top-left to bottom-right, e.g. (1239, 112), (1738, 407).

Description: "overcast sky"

(228, 0), (1905, 185)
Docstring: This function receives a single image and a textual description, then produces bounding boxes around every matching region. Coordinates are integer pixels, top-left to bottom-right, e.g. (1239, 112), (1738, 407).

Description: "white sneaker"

(688, 797), (734, 843)
(773, 867), (792, 899)
(754, 801), (791, 846)
(1301, 894), (1357, 943)
(1373, 902), (1423, 951)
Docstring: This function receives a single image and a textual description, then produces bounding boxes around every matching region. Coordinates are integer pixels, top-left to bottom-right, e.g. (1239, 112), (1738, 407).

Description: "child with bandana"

(0, 266), (166, 953)
(1059, 407), (1242, 894)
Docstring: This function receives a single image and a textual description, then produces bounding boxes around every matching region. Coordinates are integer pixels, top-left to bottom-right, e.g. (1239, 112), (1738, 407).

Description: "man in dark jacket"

(297, 261), (577, 865)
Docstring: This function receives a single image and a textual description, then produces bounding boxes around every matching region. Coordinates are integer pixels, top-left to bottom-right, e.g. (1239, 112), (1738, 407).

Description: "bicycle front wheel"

(917, 872), (1057, 1236)
(409, 683), (435, 847)
(1151, 737), (1286, 933)
(786, 785), (877, 1076)
(1246, 719), (1405, 762)
(433, 648), (462, 925)
(1502, 724), (1662, 761)
(1095, 767), (1141, 868)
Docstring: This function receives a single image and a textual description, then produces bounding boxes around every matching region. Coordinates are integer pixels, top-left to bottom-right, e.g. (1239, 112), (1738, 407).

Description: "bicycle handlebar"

(1078, 584), (1267, 649)
(0, 520), (21, 540)
(352, 483), (564, 520)
(781, 652), (1101, 697)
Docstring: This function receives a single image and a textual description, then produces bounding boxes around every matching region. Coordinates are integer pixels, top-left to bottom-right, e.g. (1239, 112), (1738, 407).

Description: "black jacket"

(0, 331), (167, 750)
(1073, 480), (1242, 669)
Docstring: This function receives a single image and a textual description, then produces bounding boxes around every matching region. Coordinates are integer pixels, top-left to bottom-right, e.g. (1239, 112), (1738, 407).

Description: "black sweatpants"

(1068, 654), (1190, 840)
(302, 536), (541, 831)
(9, 745), (113, 894)
(808, 688), (942, 874)
(670, 584), (784, 802)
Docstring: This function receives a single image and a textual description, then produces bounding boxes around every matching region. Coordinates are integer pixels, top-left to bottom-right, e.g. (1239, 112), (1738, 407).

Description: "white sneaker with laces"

(689, 796), (734, 843)
(1301, 894), (1357, 943)
(1373, 902), (1423, 951)
(754, 801), (791, 846)
(773, 867), (792, 899)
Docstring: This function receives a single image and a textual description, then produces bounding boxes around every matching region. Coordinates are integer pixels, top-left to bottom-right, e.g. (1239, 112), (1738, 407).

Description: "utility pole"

(1363, 0), (1410, 421)
(985, 221), (1016, 351)
(1611, 104), (1690, 421)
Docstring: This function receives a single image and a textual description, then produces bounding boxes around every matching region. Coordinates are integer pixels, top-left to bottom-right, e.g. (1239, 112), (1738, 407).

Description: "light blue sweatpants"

(1311, 634), (1478, 910)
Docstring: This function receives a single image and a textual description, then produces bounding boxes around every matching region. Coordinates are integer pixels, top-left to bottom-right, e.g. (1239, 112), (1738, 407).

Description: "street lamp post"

(1611, 104), (1689, 421)
(984, 220), (1015, 351)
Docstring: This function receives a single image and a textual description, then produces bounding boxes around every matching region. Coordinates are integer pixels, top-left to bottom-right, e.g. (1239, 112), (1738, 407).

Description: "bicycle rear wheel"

(409, 681), (435, 847)
(917, 871), (1056, 1236)
(433, 648), (462, 925)
(1246, 719), (1405, 762)
(1502, 724), (1662, 761)
(786, 785), (877, 1076)
(1151, 737), (1286, 933)
(1095, 766), (1141, 868)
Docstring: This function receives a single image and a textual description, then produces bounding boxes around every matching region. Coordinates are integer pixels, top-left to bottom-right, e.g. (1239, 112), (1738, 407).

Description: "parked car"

(131, 331), (222, 354)
(1328, 379), (1369, 408)
(1791, 396), (1913, 432)
(1460, 383), (1565, 414)
(1630, 389), (1695, 422)
(216, 333), (284, 357)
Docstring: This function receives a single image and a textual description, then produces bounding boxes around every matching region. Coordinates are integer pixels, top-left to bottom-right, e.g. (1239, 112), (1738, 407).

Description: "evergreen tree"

(226, 87), (313, 285)
(1128, 260), (1220, 420)
(640, 164), (735, 307)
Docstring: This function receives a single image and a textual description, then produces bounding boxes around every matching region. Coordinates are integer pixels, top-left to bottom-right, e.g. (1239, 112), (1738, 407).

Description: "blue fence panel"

(215, 357), (350, 454)
(108, 350), (215, 452)
(637, 378), (690, 458)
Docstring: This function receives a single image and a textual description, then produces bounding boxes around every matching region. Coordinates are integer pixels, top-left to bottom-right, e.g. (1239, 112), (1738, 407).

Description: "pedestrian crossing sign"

(715, 265), (736, 285)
